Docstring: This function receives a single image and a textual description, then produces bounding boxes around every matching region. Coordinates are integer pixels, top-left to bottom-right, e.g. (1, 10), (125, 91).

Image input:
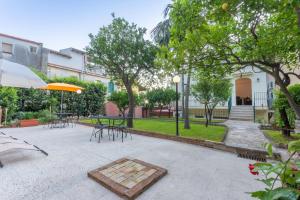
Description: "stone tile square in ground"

(88, 157), (167, 199)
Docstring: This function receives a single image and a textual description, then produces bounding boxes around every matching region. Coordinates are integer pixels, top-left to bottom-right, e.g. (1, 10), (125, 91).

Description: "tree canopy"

(192, 74), (232, 126)
(162, 0), (300, 120)
(87, 15), (158, 127)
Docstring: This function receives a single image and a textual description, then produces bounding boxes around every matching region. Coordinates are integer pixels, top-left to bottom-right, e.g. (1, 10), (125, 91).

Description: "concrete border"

(78, 122), (281, 161)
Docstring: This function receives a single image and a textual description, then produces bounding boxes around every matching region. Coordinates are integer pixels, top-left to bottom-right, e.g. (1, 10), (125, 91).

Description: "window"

(30, 46), (37, 54)
(108, 81), (114, 93)
(2, 43), (13, 54)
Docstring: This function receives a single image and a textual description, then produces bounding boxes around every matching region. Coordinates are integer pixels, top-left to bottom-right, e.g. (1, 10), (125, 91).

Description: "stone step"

(229, 106), (253, 121)
(229, 117), (253, 121)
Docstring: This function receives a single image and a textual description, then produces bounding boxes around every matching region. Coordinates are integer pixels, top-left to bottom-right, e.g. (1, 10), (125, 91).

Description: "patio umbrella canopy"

(0, 59), (47, 89)
(40, 83), (83, 92)
(40, 83), (84, 113)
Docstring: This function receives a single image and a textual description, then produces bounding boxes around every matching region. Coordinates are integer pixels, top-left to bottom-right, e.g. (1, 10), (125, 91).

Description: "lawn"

(149, 117), (226, 123)
(80, 118), (226, 142)
(263, 130), (300, 145)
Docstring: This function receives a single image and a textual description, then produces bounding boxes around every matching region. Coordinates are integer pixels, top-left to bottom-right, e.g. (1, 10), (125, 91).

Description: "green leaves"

(264, 143), (273, 157)
(146, 88), (178, 109)
(251, 187), (299, 200)
(288, 140), (300, 153)
(108, 91), (139, 116)
(87, 16), (158, 85)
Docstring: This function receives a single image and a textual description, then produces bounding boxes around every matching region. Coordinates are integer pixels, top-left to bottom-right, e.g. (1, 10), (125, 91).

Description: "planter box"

(19, 119), (39, 127)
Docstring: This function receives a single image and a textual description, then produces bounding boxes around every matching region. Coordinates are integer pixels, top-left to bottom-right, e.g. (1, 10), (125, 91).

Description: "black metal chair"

(89, 115), (109, 143)
(114, 117), (132, 142)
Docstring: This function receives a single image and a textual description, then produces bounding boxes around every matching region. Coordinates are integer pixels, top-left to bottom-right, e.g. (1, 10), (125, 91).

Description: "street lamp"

(144, 99), (149, 118)
(173, 75), (180, 136)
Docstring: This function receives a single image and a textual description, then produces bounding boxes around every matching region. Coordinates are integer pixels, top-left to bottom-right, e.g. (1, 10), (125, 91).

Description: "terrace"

(0, 125), (261, 200)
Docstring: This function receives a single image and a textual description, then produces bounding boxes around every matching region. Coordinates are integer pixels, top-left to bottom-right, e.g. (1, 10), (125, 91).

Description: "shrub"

(0, 87), (18, 122)
(273, 84), (300, 136)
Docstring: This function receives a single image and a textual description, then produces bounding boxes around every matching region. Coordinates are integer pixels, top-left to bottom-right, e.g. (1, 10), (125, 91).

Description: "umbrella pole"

(60, 91), (63, 113)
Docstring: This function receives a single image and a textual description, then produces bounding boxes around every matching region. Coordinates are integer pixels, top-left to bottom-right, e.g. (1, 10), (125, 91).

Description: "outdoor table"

(54, 112), (74, 128)
(92, 115), (129, 141)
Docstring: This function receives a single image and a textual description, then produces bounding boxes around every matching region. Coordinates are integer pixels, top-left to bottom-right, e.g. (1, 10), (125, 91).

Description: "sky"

(0, 0), (170, 51)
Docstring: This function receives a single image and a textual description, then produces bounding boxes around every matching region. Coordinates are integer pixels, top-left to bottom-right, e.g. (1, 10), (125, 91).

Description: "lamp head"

(173, 75), (180, 83)
(76, 89), (82, 94)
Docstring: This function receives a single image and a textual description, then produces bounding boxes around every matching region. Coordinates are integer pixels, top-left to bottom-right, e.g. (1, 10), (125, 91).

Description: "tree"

(0, 87), (18, 122)
(273, 84), (300, 136)
(146, 88), (177, 117)
(167, 0), (300, 128)
(108, 91), (140, 117)
(192, 75), (232, 127)
(87, 15), (157, 128)
(155, 1), (202, 129)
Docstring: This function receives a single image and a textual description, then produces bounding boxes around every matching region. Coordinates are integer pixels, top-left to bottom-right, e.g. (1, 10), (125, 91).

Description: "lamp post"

(144, 99), (149, 118)
(173, 75), (180, 136)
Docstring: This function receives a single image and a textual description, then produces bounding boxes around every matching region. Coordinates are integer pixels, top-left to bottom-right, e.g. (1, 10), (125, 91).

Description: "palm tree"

(151, 3), (191, 129)
(151, 4), (172, 46)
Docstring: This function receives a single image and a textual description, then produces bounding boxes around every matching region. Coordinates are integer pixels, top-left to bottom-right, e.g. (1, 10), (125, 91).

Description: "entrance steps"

(229, 106), (253, 121)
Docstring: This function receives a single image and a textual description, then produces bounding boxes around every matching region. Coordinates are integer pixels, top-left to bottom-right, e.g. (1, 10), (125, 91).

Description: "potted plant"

(17, 112), (39, 127)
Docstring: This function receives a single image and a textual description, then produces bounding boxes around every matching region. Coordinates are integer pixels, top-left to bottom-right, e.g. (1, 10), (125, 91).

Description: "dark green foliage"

(146, 88), (178, 117)
(49, 76), (106, 117)
(87, 15), (158, 127)
(273, 84), (300, 136)
(16, 110), (54, 123)
(0, 87), (18, 121)
(192, 75), (232, 127)
(108, 91), (140, 117)
(18, 88), (50, 112)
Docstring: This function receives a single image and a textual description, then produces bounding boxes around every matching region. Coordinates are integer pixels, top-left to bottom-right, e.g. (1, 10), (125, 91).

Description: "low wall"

(189, 108), (229, 119)
(78, 121), (281, 161)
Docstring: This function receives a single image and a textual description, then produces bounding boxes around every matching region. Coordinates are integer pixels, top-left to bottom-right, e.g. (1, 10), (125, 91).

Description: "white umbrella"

(0, 59), (47, 88)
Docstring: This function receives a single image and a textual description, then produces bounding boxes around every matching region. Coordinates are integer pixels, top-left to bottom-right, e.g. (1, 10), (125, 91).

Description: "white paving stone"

(0, 125), (264, 200)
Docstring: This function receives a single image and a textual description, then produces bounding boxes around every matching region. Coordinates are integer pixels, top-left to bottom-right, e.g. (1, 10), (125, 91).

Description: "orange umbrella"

(40, 83), (84, 113)
(40, 83), (83, 93)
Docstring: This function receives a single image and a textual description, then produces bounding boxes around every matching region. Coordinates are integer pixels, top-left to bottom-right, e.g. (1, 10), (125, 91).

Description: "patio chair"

(0, 136), (25, 144)
(114, 117), (132, 142)
(0, 132), (48, 168)
(89, 115), (109, 143)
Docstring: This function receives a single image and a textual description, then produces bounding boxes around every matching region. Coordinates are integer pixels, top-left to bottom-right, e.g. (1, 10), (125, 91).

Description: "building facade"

(179, 66), (275, 121)
(0, 33), (114, 92)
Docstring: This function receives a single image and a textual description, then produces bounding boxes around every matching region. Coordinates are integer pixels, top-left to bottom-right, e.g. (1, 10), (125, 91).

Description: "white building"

(0, 33), (115, 92)
(179, 66), (275, 121)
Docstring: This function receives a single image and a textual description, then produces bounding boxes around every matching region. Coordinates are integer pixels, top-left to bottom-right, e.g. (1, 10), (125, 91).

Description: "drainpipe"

(253, 93), (256, 122)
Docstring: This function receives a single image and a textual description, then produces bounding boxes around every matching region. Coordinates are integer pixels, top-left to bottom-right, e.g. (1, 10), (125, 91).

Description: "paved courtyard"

(0, 125), (263, 200)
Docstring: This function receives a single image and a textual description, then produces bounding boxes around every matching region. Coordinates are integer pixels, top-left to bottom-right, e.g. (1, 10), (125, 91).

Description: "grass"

(263, 130), (300, 145)
(80, 118), (226, 142)
(150, 117), (226, 123)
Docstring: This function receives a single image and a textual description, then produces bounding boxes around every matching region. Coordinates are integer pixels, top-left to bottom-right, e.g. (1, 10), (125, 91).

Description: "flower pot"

(19, 119), (39, 127)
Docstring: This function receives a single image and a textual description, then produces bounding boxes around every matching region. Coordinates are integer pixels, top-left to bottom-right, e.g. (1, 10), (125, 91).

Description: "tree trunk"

(184, 71), (191, 129)
(279, 108), (291, 137)
(208, 108), (213, 123)
(204, 104), (208, 127)
(296, 6), (300, 30)
(274, 70), (300, 133)
(159, 105), (163, 117)
(275, 74), (300, 119)
(181, 74), (185, 118)
(125, 85), (135, 128)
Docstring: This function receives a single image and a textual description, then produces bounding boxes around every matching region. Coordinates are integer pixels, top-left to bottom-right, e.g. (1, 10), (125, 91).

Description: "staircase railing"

(228, 96), (232, 118)
(253, 92), (274, 122)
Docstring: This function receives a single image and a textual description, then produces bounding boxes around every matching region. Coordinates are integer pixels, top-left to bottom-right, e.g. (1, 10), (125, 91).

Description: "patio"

(0, 125), (263, 200)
